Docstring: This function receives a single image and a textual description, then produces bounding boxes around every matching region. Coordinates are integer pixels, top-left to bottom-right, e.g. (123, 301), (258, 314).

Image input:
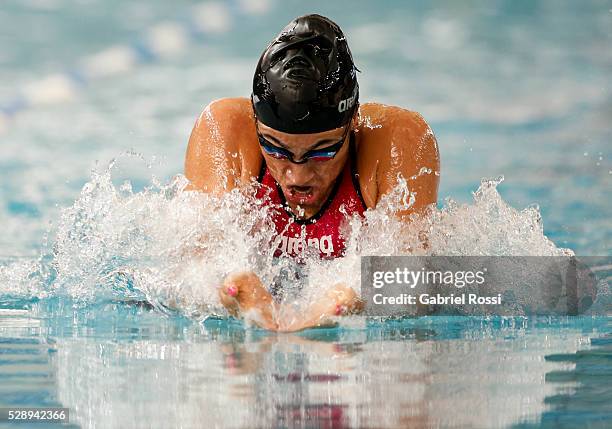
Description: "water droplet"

(583, 152), (588, 156)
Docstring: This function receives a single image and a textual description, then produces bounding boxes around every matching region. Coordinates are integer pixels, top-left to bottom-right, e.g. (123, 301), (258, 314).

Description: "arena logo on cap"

(337, 87), (357, 113)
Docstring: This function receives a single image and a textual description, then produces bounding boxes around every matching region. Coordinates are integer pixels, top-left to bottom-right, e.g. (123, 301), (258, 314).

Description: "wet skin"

(184, 98), (440, 331)
(256, 121), (353, 219)
(218, 272), (364, 332)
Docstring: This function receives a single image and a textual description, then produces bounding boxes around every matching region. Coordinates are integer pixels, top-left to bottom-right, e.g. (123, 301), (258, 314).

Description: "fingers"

(353, 297), (365, 313)
(325, 284), (351, 301)
(219, 282), (239, 301)
(226, 284), (238, 297)
(334, 300), (363, 316)
(328, 284), (364, 316)
(224, 271), (261, 287)
(218, 282), (240, 317)
(335, 304), (347, 316)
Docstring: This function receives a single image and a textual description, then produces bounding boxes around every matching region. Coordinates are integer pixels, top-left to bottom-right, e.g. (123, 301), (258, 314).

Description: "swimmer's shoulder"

(191, 97), (258, 150)
(356, 102), (434, 144)
(185, 98), (262, 192)
(354, 103), (439, 208)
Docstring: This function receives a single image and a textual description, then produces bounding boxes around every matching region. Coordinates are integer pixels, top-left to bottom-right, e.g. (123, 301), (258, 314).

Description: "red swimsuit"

(255, 133), (366, 259)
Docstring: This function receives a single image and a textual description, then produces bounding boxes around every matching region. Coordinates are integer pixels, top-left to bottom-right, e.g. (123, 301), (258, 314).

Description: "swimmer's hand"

(219, 271), (279, 330)
(218, 271), (363, 332)
(278, 283), (364, 332)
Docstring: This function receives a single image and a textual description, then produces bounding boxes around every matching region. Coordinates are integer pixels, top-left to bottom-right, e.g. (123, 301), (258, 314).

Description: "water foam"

(0, 155), (590, 320)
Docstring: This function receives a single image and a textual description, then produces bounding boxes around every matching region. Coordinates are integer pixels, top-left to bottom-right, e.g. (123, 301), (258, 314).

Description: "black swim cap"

(252, 14), (359, 134)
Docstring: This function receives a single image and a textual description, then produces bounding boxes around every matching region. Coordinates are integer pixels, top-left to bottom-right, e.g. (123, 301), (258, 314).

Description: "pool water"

(0, 0), (610, 428)
(0, 310), (610, 428)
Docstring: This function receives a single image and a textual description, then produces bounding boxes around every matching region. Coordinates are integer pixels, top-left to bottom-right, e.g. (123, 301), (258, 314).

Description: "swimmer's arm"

(277, 285), (363, 332)
(184, 98), (260, 194)
(375, 111), (440, 219)
(277, 301), (340, 332)
(220, 272), (362, 332)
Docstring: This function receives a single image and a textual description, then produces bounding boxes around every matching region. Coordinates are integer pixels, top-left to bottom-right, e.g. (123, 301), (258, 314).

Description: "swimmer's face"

(256, 121), (353, 217)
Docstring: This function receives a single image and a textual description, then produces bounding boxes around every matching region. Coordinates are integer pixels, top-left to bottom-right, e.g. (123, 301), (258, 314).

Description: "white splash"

(0, 155), (593, 320)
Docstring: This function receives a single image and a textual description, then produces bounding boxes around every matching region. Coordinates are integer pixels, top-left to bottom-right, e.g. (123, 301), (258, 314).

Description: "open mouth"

(285, 186), (315, 204)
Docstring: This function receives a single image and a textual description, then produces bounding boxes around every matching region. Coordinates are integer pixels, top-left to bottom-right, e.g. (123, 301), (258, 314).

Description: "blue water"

(0, 0), (611, 428)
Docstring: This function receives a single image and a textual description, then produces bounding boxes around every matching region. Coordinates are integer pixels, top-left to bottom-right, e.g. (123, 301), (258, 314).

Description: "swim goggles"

(256, 122), (350, 164)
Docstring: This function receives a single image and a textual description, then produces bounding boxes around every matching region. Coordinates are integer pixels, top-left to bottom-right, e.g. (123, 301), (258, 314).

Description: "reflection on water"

(514, 332), (612, 429)
(1, 307), (608, 428)
(0, 310), (79, 429)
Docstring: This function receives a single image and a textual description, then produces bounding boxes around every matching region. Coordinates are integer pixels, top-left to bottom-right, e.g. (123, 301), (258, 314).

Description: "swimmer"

(184, 14), (440, 331)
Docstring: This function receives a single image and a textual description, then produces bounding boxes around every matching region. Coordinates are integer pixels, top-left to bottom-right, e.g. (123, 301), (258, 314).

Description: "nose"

(282, 163), (315, 186)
